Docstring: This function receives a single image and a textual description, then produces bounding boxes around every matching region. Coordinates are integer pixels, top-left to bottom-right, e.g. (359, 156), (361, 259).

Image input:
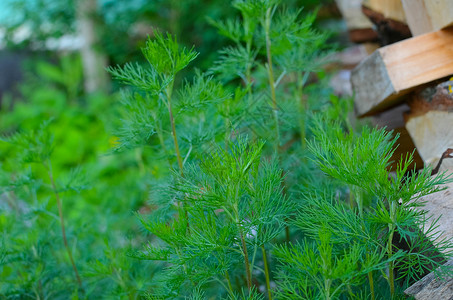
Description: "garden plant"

(1, 0), (453, 299)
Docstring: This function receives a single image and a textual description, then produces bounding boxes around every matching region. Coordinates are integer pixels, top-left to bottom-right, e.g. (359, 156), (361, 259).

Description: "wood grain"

(404, 80), (453, 170)
(362, 0), (406, 23)
(351, 27), (453, 116)
(402, 0), (453, 36)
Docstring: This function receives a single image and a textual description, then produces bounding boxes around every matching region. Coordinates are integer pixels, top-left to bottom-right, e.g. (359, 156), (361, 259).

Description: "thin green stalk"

(134, 148), (145, 174)
(165, 81), (190, 234)
(388, 202), (397, 297)
(368, 269), (375, 300)
(242, 10), (254, 94)
(264, 6), (280, 153)
(264, 5), (291, 244)
(245, 38), (253, 91)
(225, 270), (234, 297)
(165, 82), (184, 176)
(225, 101), (230, 151)
(295, 72), (310, 148)
(285, 225), (290, 244)
(388, 225), (395, 297)
(261, 245), (273, 300)
(46, 161), (83, 290)
(155, 117), (172, 167)
(348, 187), (354, 210)
(347, 285), (354, 298)
(239, 228), (252, 289)
(324, 278), (331, 300)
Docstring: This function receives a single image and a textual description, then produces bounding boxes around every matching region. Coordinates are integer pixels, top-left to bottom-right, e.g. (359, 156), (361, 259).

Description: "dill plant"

(209, 0), (332, 151)
(107, 30), (292, 297)
(274, 118), (453, 299)
(0, 57), (157, 298)
(136, 139), (292, 298)
(106, 1), (363, 299)
(1, 121), (85, 295)
(94, 0), (453, 299)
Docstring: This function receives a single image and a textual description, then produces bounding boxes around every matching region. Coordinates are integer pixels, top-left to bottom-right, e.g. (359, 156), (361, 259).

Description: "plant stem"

(46, 161), (83, 290)
(296, 72), (310, 148)
(264, 5), (291, 245)
(366, 251), (375, 300)
(388, 225), (395, 297)
(239, 228), (252, 289)
(134, 148), (145, 174)
(155, 116), (172, 167)
(368, 270), (375, 300)
(388, 201), (396, 298)
(264, 6), (280, 153)
(225, 101), (230, 151)
(261, 245), (273, 300)
(165, 82), (190, 232)
(324, 278), (331, 300)
(165, 82), (184, 176)
(225, 270), (234, 297)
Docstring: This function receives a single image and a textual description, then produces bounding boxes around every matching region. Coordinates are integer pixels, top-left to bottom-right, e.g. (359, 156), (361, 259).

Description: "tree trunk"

(77, 0), (109, 94)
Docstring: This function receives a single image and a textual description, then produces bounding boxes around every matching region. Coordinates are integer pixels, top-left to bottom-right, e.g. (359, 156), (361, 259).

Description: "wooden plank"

(351, 28), (453, 116)
(413, 178), (453, 255)
(335, 0), (373, 30)
(335, 0), (378, 43)
(362, 0), (406, 23)
(402, 0), (453, 36)
(405, 260), (453, 299)
(406, 111), (453, 171)
(405, 80), (453, 170)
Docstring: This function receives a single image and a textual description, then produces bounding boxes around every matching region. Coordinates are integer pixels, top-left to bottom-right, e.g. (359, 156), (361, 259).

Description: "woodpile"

(340, 0), (453, 171)
(335, 1), (453, 297)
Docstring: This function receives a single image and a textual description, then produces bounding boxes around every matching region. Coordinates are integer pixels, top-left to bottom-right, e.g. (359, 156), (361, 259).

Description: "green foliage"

(0, 54), (156, 298)
(274, 118), (453, 299)
(2, 0), (453, 299)
(135, 138), (292, 297)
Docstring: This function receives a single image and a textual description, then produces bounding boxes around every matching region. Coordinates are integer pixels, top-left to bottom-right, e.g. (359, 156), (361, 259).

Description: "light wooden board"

(402, 0), (453, 36)
(351, 27), (453, 116)
(335, 0), (373, 30)
(404, 80), (453, 170)
(335, 0), (378, 43)
(413, 179), (453, 255)
(362, 0), (406, 23)
(406, 111), (453, 171)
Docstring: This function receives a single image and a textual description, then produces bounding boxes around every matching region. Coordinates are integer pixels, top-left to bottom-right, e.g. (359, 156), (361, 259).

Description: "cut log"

(402, 0), (453, 36)
(405, 260), (453, 299)
(335, 0), (378, 43)
(405, 80), (453, 171)
(351, 27), (453, 117)
(362, 0), (406, 23)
